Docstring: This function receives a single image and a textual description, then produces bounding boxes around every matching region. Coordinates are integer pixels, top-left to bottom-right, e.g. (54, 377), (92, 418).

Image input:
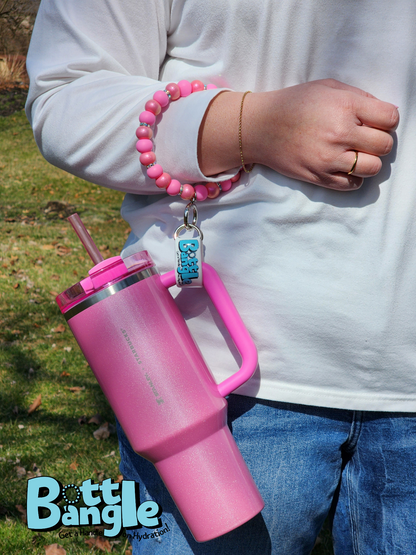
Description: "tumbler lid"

(56, 250), (155, 313)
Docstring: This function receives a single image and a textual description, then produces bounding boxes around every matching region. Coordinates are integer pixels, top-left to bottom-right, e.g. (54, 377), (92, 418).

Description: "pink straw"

(68, 213), (104, 265)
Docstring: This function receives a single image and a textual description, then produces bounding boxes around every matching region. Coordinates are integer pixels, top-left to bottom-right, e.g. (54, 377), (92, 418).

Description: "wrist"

(241, 90), (279, 169)
(198, 89), (278, 177)
(198, 91), (243, 176)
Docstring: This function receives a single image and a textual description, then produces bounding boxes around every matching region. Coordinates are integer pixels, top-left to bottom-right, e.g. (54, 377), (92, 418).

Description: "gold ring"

(347, 151), (358, 175)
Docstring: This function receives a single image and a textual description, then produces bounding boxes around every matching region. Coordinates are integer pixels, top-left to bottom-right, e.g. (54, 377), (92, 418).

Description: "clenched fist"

(199, 79), (399, 191)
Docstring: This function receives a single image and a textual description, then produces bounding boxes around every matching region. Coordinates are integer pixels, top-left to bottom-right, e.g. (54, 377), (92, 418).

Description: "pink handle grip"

(159, 263), (258, 397)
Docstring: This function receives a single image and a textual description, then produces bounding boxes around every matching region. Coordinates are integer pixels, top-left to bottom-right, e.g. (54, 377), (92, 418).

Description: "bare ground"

(0, 84), (28, 117)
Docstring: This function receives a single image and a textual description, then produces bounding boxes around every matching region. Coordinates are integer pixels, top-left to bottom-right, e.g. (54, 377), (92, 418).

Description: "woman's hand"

(198, 79), (399, 190)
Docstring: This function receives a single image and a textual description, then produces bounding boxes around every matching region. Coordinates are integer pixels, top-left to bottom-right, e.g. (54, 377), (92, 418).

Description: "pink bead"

(191, 80), (205, 93)
(195, 184), (208, 201)
(147, 164), (163, 179)
(136, 139), (153, 153)
(139, 151), (156, 166)
(145, 99), (161, 116)
(178, 80), (192, 97)
(206, 182), (220, 199)
(139, 110), (156, 125)
(135, 81), (228, 202)
(166, 179), (181, 196)
(155, 172), (171, 189)
(153, 90), (169, 107)
(220, 179), (232, 192)
(136, 126), (153, 139)
(230, 171), (241, 182)
(180, 184), (195, 200)
(166, 83), (181, 101)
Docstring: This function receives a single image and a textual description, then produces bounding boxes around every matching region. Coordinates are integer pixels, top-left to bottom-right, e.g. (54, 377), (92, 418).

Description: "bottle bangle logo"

(27, 477), (162, 537)
(175, 238), (202, 287)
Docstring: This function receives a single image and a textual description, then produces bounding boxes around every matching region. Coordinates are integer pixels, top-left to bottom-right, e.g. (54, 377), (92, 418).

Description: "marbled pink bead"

(166, 179), (181, 196)
(195, 184), (208, 202)
(155, 172), (171, 189)
(206, 182), (220, 199)
(136, 139), (153, 153)
(153, 90), (169, 107)
(230, 171), (241, 182)
(145, 99), (161, 116)
(166, 82), (181, 101)
(191, 80), (205, 93)
(136, 126), (153, 139)
(147, 164), (163, 179)
(136, 81), (228, 201)
(139, 110), (156, 125)
(220, 179), (232, 192)
(180, 184), (195, 200)
(139, 151), (156, 166)
(178, 80), (192, 97)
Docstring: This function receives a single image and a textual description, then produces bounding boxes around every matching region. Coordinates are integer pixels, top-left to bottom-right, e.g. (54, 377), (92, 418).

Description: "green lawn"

(0, 110), (334, 554)
(0, 110), (132, 554)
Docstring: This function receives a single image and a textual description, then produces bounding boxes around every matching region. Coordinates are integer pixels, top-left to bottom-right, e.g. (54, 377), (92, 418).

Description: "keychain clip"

(174, 201), (204, 287)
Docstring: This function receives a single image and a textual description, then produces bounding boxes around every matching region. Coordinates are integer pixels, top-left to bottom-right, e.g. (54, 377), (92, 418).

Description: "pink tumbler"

(56, 225), (264, 542)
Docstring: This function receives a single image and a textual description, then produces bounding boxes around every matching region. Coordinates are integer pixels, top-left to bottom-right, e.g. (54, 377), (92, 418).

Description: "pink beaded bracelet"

(135, 80), (241, 202)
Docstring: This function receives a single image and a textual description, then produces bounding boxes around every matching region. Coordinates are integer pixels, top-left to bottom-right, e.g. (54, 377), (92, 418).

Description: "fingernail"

(349, 178), (363, 189)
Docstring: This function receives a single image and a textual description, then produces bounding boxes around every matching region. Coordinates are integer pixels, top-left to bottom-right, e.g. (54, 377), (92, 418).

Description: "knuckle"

(323, 78), (339, 88)
(381, 134), (394, 155)
(367, 156), (382, 176)
(388, 106), (400, 129)
(328, 124), (348, 146)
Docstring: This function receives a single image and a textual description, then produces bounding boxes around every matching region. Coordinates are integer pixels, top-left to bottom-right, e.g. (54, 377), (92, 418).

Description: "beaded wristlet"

(135, 80), (241, 202)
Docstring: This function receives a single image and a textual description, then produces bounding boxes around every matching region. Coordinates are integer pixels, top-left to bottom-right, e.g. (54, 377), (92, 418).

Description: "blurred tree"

(0, 0), (40, 55)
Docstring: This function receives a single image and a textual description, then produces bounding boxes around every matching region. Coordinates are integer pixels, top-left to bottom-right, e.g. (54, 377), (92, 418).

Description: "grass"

(0, 110), (132, 554)
(0, 109), (334, 554)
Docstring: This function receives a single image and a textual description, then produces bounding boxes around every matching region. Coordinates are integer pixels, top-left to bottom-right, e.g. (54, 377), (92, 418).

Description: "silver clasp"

(173, 200), (204, 287)
(183, 200), (198, 230)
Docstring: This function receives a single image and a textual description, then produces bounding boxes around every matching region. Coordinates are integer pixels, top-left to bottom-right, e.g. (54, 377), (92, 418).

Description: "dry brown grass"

(0, 54), (27, 85)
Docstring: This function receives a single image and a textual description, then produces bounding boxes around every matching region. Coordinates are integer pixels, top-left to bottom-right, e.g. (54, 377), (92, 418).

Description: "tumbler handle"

(159, 263), (258, 397)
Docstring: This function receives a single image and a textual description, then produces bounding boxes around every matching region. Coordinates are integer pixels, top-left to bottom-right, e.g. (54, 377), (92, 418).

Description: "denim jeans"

(116, 394), (416, 555)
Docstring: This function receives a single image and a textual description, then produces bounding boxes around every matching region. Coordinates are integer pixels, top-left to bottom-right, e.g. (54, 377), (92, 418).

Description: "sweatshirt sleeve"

(25, 0), (227, 194)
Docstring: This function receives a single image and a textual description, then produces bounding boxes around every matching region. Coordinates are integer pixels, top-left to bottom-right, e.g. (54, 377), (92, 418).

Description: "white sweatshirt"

(26, 0), (416, 411)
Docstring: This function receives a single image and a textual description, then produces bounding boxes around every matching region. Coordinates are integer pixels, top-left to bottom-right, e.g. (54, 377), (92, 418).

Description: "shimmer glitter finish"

(58, 252), (263, 541)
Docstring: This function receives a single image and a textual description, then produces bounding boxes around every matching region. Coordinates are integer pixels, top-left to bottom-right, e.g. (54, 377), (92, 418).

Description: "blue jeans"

(117, 395), (416, 554)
